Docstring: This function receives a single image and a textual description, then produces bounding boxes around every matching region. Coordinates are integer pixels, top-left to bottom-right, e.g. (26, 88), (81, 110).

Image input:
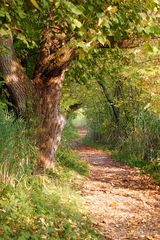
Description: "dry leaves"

(75, 131), (160, 240)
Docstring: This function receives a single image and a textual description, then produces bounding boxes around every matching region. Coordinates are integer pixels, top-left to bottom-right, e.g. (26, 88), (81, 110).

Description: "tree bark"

(0, 32), (33, 116)
(34, 72), (66, 169)
(32, 5), (74, 169)
(0, 7), (74, 169)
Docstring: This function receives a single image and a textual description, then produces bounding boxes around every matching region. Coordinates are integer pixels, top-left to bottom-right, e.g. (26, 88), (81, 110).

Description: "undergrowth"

(0, 110), (104, 240)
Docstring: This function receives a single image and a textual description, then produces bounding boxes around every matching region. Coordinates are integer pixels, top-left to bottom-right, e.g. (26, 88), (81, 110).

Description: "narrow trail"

(75, 129), (160, 240)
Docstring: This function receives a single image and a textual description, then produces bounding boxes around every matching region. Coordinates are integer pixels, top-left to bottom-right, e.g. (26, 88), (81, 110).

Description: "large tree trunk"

(0, 5), (74, 169)
(32, 6), (74, 169)
(0, 32), (69, 169)
(34, 72), (66, 169)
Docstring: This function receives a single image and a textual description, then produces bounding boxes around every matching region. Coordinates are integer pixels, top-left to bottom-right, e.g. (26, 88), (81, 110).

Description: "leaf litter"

(74, 130), (160, 240)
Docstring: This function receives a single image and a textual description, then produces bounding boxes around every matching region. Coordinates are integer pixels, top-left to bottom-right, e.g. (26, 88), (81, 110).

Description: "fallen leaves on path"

(74, 131), (160, 240)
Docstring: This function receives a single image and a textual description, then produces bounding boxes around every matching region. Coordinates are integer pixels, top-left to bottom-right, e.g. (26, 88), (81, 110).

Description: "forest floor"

(74, 129), (160, 240)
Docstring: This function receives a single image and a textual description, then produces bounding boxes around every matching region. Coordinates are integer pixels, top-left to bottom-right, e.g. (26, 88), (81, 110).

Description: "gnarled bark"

(0, 35), (72, 171)
(0, 32), (33, 116)
(0, 31), (69, 169)
(0, 5), (74, 169)
(32, 5), (74, 169)
(34, 72), (66, 169)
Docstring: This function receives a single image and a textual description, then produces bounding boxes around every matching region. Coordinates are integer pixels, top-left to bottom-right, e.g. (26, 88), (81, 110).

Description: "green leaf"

(103, 19), (110, 28)
(17, 8), (26, 19)
(105, 38), (111, 48)
(0, 9), (11, 22)
(73, 19), (82, 28)
(65, 1), (83, 15)
(97, 35), (107, 46)
(0, 9), (6, 18)
(144, 26), (152, 35)
(16, 34), (29, 48)
(30, 0), (41, 11)
(75, 41), (89, 52)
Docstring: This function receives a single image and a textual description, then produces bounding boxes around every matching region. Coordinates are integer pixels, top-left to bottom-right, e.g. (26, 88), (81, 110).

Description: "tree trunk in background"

(97, 80), (120, 125)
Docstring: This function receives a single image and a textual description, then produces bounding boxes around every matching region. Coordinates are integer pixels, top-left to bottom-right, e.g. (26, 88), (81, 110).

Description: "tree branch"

(97, 80), (120, 125)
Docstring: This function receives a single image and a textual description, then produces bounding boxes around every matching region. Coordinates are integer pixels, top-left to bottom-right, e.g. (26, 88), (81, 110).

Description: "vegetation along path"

(75, 130), (160, 240)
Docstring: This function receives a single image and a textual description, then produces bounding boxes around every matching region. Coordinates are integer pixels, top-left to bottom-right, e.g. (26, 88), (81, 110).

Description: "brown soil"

(75, 129), (160, 240)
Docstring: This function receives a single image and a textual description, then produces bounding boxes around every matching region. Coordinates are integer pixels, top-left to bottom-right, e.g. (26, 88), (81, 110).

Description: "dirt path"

(75, 130), (160, 240)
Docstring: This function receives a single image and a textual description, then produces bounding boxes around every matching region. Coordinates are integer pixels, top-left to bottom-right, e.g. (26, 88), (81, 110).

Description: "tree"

(0, 0), (159, 169)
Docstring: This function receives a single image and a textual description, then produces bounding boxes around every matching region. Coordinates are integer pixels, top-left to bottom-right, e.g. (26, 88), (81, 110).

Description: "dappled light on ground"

(75, 129), (160, 240)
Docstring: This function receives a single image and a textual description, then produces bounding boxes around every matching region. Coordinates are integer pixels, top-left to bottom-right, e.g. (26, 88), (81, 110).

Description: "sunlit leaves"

(74, 41), (90, 53)
(72, 19), (82, 29)
(64, 1), (83, 16)
(0, 0), (159, 56)
(29, 0), (41, 11)
(0, 8), (11, 22)
(16, 33), (37, 49)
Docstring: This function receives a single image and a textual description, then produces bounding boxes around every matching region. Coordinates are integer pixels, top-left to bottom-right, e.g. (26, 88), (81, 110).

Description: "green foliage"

(0, 0), (160, 236)
(0, 110), (102, 239)
(57, 118), (89, 176)
(0, 173), (103, 239)
(0, 110), (37, 182)
(71, 110), (87, 128)
(61, 118), (79, 148)
(0, 0), (159, 58)
(66, 46), (160, 183)
(57, 149), (89, 176)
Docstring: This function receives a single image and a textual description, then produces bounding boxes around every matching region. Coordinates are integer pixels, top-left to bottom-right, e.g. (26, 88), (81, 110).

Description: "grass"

(0, 110), (104, 240)
(57, 149), (89, 176)
(0, 172), (104, 240)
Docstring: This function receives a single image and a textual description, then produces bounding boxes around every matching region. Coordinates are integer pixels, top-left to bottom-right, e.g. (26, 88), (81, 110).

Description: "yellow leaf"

(110, 202), (118, 208)
(30, 0), (41, 11)
(78, 49), (85, 60)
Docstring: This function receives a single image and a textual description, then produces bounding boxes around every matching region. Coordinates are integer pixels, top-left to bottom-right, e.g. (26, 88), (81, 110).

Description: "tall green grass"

(0, 110), (104, 240)
(0, 110), (37, 183)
